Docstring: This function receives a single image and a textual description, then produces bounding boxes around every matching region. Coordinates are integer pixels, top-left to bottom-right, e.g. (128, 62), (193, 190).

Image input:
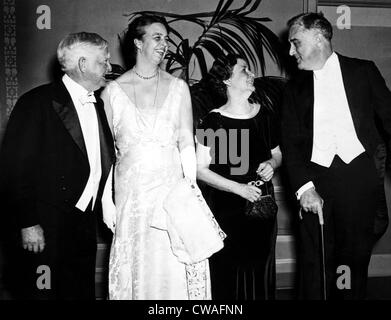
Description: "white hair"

(57, 32), (108, 73)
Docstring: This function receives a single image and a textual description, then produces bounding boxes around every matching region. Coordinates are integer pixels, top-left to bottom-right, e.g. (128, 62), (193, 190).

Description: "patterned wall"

(1, 0), (17, 141)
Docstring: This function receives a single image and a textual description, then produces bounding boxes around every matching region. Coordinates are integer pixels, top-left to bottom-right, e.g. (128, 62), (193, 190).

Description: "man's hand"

(21, 224), (45, 253)
(300, 187), (324, 223)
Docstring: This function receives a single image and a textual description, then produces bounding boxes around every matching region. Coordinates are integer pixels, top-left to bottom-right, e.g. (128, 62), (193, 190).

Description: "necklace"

(133, 68), (159, 80)
(132, 69), (160, 130)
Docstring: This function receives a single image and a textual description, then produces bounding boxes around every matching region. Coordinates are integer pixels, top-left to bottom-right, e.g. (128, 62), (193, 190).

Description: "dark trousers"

(298, 154), (378, 300)
(13, 201), (97, 300)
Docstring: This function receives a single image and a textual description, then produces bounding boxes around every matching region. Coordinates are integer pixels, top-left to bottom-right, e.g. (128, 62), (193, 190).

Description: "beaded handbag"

(244, 179), (278, 220)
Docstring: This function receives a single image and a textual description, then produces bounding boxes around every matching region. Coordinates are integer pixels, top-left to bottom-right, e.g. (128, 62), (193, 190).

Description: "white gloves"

(179, 145), (197, 181)
(102, 166), (116, 233)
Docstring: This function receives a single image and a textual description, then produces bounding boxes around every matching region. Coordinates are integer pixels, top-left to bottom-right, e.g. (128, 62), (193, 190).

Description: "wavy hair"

(121, 14), (169, 69)
(205, 53), (258, 106)
(57, 32), (108, 74)
(287, 12), (333, 41)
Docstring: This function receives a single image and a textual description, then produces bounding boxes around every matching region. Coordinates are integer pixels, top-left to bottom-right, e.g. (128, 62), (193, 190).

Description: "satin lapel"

(94, 96), (114, 178)
(338, 54), (361, 132)
(296, 71), (314, 133)
(52, 81), (88, 158)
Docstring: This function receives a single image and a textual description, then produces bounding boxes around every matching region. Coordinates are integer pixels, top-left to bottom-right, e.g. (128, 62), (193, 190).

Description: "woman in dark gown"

(196, 54), (282, 300)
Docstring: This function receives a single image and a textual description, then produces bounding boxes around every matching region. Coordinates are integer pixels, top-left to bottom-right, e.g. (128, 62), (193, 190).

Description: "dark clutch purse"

(244, 178), (278, 220)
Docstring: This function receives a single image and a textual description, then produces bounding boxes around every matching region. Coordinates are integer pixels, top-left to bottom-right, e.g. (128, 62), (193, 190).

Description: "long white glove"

(102, 166), (116, 233)
(180, 145), (197, 182)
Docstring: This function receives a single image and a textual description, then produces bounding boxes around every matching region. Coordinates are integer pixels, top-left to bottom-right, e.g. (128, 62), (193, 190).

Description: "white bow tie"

(79, 92), (96, 105)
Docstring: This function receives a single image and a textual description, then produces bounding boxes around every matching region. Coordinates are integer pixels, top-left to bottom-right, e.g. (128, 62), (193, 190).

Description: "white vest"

(311, 52), (365, 167)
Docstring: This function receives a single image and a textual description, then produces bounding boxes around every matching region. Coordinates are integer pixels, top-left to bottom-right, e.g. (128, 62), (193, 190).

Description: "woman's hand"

(233, 183), (262, 202)
(102, 201), (116, 233)
(256, 161), (274, 181)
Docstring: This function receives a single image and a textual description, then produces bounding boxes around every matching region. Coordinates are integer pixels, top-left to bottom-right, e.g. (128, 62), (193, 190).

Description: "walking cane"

(299, 204), (327, 300)
(318, 206), (326, 300)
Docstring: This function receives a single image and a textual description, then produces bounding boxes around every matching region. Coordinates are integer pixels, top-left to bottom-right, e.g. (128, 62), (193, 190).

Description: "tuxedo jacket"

(0, 80), (114, 230)
(281, 54), (391, 237)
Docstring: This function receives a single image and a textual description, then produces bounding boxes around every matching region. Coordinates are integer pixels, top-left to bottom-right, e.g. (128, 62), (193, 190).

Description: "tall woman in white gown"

(101, 14), (211, 300)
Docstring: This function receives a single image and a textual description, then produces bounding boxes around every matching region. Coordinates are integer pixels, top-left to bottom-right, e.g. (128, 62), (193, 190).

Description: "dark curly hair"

(205, 53), (258, 106)
(207, 53), (243, 104)
(121, 14), (169, 70)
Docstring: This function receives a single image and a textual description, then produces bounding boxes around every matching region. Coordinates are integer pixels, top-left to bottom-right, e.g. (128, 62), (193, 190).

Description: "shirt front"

(296, 52), (365, 199)
(312, 52), (365, 167)
(62, 74), (102, 211)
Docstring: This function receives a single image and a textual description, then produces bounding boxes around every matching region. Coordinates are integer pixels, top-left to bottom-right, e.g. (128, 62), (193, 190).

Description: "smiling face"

(288, 25), (323, 70)
(225, 58), (255, 94)
(135, 22), (169, 65)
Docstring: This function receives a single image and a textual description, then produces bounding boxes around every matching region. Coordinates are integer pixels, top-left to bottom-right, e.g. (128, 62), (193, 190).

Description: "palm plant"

(123, 0), (285, 83)
(121, 0), (287, 124)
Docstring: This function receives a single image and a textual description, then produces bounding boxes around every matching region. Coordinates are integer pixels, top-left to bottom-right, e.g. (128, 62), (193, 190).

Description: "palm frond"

(206, 27), (257, 67)
(213, 0), (235, 24)
(197, 39), (225, 61)
(167, 27), (184, 42)
(122, 0), (286, 80)
(193, 48), (208, 79)
(253, 76), (287, 113)
(210, 0), (227, 25)
(231, 0), (254, 15)
(212, 25), (258, 62)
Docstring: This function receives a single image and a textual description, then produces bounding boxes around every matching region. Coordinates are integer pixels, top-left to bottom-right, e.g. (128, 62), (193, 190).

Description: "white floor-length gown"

(105, 77), (211, 300)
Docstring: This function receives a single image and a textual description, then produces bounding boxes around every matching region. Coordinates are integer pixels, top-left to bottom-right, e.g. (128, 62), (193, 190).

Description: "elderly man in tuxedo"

(0, 32), (115, 299)
(281, 12), (391, 299)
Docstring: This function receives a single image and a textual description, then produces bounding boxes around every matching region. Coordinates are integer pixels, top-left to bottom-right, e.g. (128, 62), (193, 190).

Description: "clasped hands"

(234, 161), (274, 202)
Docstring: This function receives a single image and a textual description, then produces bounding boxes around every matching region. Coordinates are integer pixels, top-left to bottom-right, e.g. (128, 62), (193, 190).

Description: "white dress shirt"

(296, 52), (365, 199)
(62, 74), (102, 211)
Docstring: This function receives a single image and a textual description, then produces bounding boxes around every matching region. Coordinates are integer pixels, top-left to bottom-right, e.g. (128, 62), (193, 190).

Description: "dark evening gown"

(197, 107), (278, 300)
